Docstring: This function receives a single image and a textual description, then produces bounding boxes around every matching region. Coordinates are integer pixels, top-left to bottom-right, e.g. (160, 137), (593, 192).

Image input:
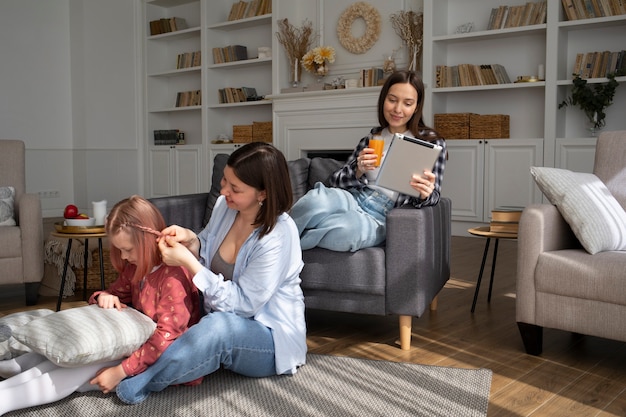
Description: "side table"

(50, 231), (107, 311)
(467, 226), (518, 313)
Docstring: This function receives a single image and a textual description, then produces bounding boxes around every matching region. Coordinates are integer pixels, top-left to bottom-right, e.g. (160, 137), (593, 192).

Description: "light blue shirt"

(192, 195), (307, 374)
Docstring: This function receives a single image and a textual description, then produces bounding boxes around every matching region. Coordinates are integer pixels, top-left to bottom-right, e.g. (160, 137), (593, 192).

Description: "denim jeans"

(116, 311), (275, 404)
(291, 182), (395, 252)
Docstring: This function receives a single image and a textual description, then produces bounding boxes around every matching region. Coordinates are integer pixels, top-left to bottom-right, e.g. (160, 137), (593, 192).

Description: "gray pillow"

(0, 309), (55, 360)
(13, 304), (156, 367)
(0, 186), (16, 226)
(530, 166), (626, 254)
(288, 158), (310, 202)
(204, 153), (229, 225)
(308, 158), (344, 189)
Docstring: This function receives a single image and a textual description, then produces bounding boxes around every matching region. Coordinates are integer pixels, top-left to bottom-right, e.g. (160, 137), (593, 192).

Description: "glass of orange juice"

(369, 137), (384, 167)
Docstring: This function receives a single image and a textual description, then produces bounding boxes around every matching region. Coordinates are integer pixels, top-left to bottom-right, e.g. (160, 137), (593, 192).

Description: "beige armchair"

(516, 130), (626, 355)
(0, 140), (44, 305)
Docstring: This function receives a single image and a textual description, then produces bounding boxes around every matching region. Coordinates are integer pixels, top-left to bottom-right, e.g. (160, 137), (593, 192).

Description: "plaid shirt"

(329, 128), (447, 208)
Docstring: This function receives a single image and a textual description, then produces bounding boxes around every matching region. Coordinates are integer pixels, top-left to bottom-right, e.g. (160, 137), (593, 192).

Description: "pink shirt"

(89, 263), (200, 376)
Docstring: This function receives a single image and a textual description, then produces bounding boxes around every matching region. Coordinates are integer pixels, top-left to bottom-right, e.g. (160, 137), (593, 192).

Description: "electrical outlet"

(38, 190), (60, 199)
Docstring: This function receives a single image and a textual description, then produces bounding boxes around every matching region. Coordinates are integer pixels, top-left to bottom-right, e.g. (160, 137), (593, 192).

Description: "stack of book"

(487, 1), (547, 30)
(228, 0), (272, 21)
(149, 17), (187, 36)
(153, 129), (184, 146)
(435, 64), (511, 88)
(572, 50), (626, 79)
(176, 51), (201, 69)
(360, 68), (385, 87)
(211, 45), (248, 64)
(218, 87), (259, 104)
(561, 0), (626, 20)
(175, 90), (201, 107)
(489, 207), (524, 234)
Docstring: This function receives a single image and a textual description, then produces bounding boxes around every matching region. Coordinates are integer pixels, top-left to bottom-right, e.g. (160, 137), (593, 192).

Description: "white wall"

(0, 0), (140, 217)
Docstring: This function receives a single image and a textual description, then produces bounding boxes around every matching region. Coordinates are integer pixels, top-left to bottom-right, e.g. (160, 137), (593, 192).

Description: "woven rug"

(5, 354), (492, 417)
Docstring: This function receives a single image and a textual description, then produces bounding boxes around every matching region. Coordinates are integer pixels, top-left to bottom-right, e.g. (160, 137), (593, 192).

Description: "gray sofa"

(516, 130), (626, 355)
(150, 154), (451, 350)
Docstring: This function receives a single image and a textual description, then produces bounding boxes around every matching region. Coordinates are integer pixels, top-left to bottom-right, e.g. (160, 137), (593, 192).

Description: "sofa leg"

(429, 295), (439, 311)
(24, 282), (39, 306)
(517, 322), (543, 355)
(399, 315), (412, 350)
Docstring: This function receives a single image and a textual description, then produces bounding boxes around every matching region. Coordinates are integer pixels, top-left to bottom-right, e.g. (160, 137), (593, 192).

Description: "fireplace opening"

(306, 150), (352, 162)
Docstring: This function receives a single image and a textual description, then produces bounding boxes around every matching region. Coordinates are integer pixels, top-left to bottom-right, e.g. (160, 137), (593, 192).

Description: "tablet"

(375, 133), (442, 198)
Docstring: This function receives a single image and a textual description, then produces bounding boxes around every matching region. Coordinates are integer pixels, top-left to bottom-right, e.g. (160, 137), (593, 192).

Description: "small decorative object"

(302, 45), (336, 83)
(390, 10), (424, 72)
(558, 73), (620, 136)
(257, 46), (271, 59)
(454, 22), (474, 34)
(275, 19), (314, 87)
(383, 49), (399, 75)
(336, 2), (381, 55)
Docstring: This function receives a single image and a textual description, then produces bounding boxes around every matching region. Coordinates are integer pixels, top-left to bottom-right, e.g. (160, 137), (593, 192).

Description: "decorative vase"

(289, 57), (301, 88)
(315, 62), (329, 84)
(587, 112), (604, 137)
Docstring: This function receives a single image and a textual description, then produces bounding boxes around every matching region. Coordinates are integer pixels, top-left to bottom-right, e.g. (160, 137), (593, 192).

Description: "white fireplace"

(270, 87), (381, 161)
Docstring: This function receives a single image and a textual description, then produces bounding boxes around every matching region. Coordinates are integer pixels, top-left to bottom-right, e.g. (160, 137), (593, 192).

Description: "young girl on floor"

(0, 195), (200, 415)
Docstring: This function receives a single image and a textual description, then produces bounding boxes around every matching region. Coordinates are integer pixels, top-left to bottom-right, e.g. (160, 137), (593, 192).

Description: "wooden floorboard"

(1, 235), (625, 416)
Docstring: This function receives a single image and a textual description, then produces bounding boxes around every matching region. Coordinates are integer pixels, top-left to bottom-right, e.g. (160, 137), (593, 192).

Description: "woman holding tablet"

(290, 70), (447, 252)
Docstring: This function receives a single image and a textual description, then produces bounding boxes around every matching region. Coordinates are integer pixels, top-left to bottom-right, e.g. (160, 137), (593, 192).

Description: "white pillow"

(0, 186), (16, 226)
(530, 166), (626, 254)
(0, 309), (55, 360)
(12, 304), (156, 367)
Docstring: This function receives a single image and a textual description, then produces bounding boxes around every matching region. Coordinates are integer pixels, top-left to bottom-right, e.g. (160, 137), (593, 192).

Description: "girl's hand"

(90, 364), (127, 394)
(410, 170), (437, 200)
(96, 292), (126, 311)
(356, 148), (378, 176)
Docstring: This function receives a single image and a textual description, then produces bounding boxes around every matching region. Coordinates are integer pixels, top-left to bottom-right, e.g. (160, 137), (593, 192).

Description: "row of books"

(228, 0), (271, 21)
(489, 207), (523, 234)
(487, 1), (547, 30)
(176, 51), (201, 69)
(435, 64), (511, 88)
(175, 90), (201, 107)
(573, 50), (626, 79)
(218, 87), (259, 104)
(149, 17), (187, 36)
(360, 68), (385, 87)
(153, 129), (185, 146)
(561, 0), (626, 20)
(211, 45), (248, 65)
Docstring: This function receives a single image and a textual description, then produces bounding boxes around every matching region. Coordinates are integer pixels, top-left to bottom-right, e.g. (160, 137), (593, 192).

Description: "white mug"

(92, 200), (107, 226)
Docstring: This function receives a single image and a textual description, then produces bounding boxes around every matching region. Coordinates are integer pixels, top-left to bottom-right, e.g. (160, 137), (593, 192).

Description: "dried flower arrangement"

(275, 19), (314, 85)
(390, 10), (424, 72)
(302, 46), (336, 77)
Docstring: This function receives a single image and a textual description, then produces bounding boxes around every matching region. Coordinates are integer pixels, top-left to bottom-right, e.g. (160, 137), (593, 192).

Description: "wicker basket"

(434, 113), (475, 139)
(470, 114), (510, 139)
(74, 248), (117, 290)
(233, 125), (253, 143)
(252, 121), (272, 143)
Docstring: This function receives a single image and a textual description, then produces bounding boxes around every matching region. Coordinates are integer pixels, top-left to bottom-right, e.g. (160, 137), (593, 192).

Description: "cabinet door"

(441, 140), (484, 222)
(485, 139), (543, 218)
(149, 147), (174, 198)
(173, 146), (201, 195)
(555, 137), (597, 173)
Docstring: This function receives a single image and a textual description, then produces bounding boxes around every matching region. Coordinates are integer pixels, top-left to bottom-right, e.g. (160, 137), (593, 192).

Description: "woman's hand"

(95, 292), (126, 311)
(356, 147), (379, 177)
(410, 170), (437, 200)
(90, 364), (127, 394)
(159, 225), (194, 246)
(158, 236), (203, 275)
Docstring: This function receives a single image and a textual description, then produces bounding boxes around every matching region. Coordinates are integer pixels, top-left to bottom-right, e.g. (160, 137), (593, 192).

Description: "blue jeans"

(291, 182), (394, 252)
(116, 311), (276, 404)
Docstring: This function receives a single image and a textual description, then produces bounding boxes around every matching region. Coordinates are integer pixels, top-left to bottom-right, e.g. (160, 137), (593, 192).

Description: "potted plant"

(558, 72), (621, 135)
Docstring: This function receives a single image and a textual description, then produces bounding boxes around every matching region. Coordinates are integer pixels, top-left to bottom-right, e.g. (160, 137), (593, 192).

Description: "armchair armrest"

(149, 193), (211, 233)
(17, 193), (44, 284)
(516, 204), (579, 324)
(385, 197), (451, 317)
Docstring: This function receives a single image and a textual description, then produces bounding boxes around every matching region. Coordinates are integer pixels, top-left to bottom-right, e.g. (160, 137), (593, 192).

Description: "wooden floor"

(2, 236), (625, 416)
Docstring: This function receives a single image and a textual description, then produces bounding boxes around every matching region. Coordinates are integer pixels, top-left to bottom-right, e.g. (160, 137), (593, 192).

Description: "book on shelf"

(218, 87), (260, 104)
(175, 90), (201, 107)
(149, 17), (188, 36)
(562, 0), (626, 19)
(435, 63), (510, 87)
(572, 50), (626, 78)
(153, 129), (182, 146)
(227, 0), (271, 21)
(176, 51), (201, 69)
(211, 45), (248, 64)
(360, 67), (384, 87)
(487, 1), (546, 30)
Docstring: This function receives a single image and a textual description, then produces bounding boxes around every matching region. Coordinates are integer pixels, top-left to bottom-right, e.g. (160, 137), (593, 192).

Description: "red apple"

(64, 204), (79, 219)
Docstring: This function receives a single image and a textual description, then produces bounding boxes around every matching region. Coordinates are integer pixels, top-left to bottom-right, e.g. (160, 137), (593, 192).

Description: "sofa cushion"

(288, 158), (310, 202)
(308, 158), (344, 189)
(301, 247), (386, 295)
(204, 153), (230, 226)
(530, 166), (626, 254)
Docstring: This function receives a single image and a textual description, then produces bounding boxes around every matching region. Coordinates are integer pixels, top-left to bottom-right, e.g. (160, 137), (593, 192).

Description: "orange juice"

(369, 137), (384, 167)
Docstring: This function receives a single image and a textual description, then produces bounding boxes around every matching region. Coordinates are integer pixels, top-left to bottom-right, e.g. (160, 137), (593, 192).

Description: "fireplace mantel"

(269, 87), (382, 161)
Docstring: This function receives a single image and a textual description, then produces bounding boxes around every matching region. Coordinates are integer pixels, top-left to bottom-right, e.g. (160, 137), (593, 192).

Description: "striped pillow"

(13, 304), (156, 367)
